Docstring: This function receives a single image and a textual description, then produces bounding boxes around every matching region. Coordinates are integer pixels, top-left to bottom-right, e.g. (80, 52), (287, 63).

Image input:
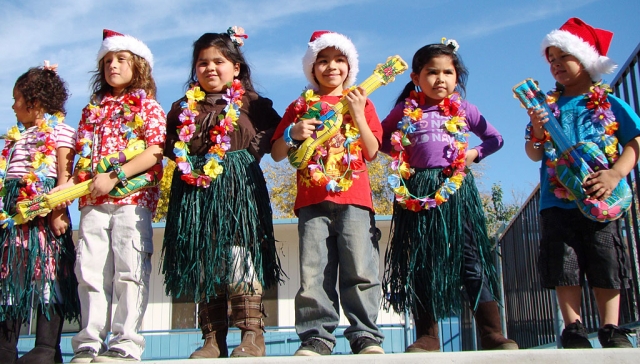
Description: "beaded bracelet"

(111, 163), (128, 186)
(525, 124), (551, 149)
(284, 123), (300, 149)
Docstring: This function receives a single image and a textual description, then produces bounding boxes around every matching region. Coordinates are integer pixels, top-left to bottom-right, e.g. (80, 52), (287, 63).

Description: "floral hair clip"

(227, 26), (248, 47)
(441, 37), (459, 53)
(42, 60), (58, 73)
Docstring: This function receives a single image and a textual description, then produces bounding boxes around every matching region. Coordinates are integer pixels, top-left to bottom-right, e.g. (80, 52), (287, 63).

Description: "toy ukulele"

(288, 55), (408, 169)
(13, 139), (162, 225)
(513, 78), (632, 222)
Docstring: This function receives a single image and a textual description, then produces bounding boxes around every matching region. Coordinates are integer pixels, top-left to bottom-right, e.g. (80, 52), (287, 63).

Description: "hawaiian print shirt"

(75, 91), (166, 213)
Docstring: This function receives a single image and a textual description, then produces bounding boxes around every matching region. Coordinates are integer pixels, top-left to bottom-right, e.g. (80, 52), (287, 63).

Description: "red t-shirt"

(272, 94), (382, 215)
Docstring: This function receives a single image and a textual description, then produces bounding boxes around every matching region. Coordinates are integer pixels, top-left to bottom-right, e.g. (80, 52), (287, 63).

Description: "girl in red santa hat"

(527, 17), (640, 349)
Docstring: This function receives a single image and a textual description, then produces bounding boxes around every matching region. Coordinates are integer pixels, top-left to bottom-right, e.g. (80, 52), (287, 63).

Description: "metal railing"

(494, 43), (640, 349)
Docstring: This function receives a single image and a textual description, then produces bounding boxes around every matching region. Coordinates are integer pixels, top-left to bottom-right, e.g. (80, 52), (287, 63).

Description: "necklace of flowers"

(387, 91), (469, 212)
(75, 90), (147, 183)
(525, 82), (619, 201)
(0, 113), (63, 228)
(293, 88), (362, 193)
(173, 79), (244, 188)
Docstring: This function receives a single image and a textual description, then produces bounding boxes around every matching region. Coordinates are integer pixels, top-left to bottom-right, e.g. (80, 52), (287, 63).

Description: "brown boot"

(474, 301), (519, 350)
(190, 295), (229, 359)
(406, 309), (440, 352)
(230, 295), (265, 357)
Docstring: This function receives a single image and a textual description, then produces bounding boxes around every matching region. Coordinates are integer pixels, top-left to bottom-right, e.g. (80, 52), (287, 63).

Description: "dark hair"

(14, 67), (69, 115)
(90, 52), (157, 100)
(187, 33), (256, 94)
(394, 43), (469, 106)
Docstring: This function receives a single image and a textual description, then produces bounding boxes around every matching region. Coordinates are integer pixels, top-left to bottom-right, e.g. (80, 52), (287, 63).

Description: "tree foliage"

(263, 154), (395, 218)
(481, 183), (521, 240)
(153, 158), (175, 223)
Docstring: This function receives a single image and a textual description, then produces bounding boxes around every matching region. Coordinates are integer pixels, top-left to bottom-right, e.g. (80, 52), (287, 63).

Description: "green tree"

(482, 183), (521, 240)
(263, 154), (395, 217)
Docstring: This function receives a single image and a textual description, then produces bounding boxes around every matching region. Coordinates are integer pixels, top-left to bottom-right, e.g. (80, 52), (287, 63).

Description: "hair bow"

(441, 38), (459, 53)
(42, 60), (59, 73)
(227, 26), (248, 47)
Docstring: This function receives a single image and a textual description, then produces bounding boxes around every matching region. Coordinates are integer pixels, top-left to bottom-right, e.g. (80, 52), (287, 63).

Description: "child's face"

(12, 87), (38, 126)
(312, 47), (349, 95)
(411, 55), (457, 106)
(196, 46), (240, 93)
(102, 51), (134, 96)
(547, 46), (591, 88)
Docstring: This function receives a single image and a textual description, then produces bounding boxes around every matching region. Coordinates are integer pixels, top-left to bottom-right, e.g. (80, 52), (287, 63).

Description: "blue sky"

(1, 0), (639, 208)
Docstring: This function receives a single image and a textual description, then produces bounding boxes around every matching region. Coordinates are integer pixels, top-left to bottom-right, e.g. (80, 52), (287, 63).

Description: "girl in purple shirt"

(380, 40), (517, 352)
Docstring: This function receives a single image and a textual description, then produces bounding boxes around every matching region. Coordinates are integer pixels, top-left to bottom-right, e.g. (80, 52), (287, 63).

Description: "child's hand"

(89, 172), (118, 198)
(344, 87), (367, 127)
(49, 209), (69, 237)
(583, 169), (623, 200)
(528, 107), (548, 139)
(465, 149), (479, 166)
(292, 118), (322, 140)
(48, 182), (75, 210)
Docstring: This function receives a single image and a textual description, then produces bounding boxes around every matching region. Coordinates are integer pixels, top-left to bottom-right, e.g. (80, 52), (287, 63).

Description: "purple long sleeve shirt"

(381, 100), (503, 168)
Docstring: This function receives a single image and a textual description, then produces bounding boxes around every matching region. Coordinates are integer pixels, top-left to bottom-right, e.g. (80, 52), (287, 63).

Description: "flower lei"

(173, 79), (244, 188)
(294, 88), (362, 193)
(0, 113), (64, 228)
(387, 91), (469, 212)
(525, 82), (619, 201)
(75, 90), (147, 182)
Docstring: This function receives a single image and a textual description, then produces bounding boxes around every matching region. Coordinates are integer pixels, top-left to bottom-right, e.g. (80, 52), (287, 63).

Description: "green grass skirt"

(0, 178), (80, 321)
(162, 150), (283, 300)
(382, 168), (498, 320)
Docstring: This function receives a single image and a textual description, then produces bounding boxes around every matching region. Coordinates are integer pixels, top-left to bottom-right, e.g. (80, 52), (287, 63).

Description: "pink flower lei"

(173, 79), (244, 188)
(0, 113), (63, 228)
(75, 90), (147, 183)
(387, 91), (469, 212)
(525, 82), (619, 201)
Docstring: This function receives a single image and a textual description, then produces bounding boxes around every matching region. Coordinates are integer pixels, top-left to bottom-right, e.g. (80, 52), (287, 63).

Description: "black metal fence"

(492, 43), (640, 349)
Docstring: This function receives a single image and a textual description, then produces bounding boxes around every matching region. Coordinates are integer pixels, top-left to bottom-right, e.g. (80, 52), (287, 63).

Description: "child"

(380, 39), (517, 351)
(0, 63), (78, 364)
(271, 30), (385, 356)
(161, 27), (282, 358)
(526, 18), (640, 348)
(63, 29), (166, 363)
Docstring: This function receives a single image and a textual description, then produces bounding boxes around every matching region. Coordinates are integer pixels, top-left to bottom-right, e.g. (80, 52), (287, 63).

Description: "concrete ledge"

(141, 348), (638, 363)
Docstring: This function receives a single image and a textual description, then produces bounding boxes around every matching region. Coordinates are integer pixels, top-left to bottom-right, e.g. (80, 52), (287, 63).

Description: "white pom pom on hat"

(302, 30), (359, 90)
(541, 17), (617, 81)
(97, 29), (154, 70)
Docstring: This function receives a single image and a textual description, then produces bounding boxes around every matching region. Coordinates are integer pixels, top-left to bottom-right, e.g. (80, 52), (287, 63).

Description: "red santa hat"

(302, 30), (359, 89)
(541, 17), (616, 81)
(97, 29), (154, 69)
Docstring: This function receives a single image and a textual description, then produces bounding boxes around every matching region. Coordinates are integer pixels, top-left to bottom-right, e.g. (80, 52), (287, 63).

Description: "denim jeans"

(295, 202), (384, 348)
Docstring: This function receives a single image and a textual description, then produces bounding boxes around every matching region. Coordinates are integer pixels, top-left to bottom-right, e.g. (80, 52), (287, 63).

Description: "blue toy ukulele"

(512, 78), (631, 222)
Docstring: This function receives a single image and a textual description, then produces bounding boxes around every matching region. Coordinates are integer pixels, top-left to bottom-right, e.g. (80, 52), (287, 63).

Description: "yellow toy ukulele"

(287, 55), (408, 170)
(13, 139), (162, 225)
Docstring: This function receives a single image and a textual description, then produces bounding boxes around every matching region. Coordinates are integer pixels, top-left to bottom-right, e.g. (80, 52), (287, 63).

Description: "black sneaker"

(561, 320), (593, 349)
(69, 348), (98, 363)
(598, 324), (633, 348)
(351, 336), (385, 354)
(91, 348), (139, 362)
(294, 338), (332, 356)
